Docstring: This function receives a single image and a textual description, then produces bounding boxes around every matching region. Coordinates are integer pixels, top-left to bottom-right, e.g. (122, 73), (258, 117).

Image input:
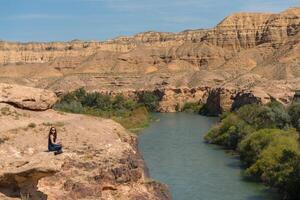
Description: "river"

(138, 113), (279, 200)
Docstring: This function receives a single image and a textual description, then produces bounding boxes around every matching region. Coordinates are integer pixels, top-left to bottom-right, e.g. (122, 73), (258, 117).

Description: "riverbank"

(1, 82), (297, 199)
(204, 102), (300, 200)
(53, 88), (159, 133)
(139, 113), (279, 200)
(29, 85), (299, 200)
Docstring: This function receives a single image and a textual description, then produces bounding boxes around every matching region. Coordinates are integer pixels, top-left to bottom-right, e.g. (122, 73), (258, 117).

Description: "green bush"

(82, 92), (112, 110)
(138, 92), (160, 112)
(239, 129), (297, 167)
(236, 103), (290, 130)
(288, 101), (300, 131)
(246, 135), (299, 180)
(205, 103), (293, 149)
(60, 87), (86, 103)
(182, 102), (203, 113)
(205, 102), (300, 199)
(112, 95), (126, 110)
(54, 88), (151, 132)
(205, 113), (254, 149)
(267, 150), (300, 200)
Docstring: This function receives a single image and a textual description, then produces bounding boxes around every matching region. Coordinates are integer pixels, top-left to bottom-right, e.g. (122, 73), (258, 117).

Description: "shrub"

(288, 101), (300, 131)
(267, 101), (291, 129)
(237, 103), (290, 129)
(246, 135), (299, 181)
(54, 88), (151, 132)
(138, 92), (159, 112)
(205, 113), (254, 149)
(205, 103), (292, 150)
(205, 102), (300, 199)
(267, 150), (300, 200)
(240, 128), (300, 199)
(123, 99), (137, 110)
(182, 102), (203, 113)
(112, 95), (126, 110)
(239, 129), (297, 167)
(80, 92), (108, 109)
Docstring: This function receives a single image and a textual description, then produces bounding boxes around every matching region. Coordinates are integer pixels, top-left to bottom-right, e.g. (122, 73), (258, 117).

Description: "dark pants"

(48, 144), (62, 152)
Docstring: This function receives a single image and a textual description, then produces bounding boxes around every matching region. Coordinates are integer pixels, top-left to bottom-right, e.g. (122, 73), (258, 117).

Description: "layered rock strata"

(0, 8), (299, 65)
(0, 8), (299, 115)
(0, 85), (171, 200)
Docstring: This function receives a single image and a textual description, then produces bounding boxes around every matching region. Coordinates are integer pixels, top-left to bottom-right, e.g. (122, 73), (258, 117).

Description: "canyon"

(0, 7), (300, 200)
(0, 7), (300, 113)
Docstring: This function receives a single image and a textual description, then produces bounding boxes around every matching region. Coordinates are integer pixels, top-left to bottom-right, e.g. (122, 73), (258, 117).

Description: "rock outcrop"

(0, 8), (299, 115)
(0, 85), (171, 200)
(0, 153), (61, 200)
(155, 87), (208, 112)
(0, 83), (58, 111)
(200, 87), (237, 116)
(200, 82), (295, 116)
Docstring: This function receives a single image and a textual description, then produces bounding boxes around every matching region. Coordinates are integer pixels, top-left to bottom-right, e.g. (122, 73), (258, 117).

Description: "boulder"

(0, 83), (57, 110)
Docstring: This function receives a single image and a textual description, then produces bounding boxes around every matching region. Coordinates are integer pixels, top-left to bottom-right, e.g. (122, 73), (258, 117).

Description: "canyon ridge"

(0, 7), (299, 113)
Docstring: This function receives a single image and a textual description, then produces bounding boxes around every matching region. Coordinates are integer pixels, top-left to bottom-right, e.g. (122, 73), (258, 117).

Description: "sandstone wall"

(0, 8), (298, 65)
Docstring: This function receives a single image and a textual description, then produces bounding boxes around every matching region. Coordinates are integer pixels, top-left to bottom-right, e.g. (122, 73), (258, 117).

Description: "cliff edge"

(0, 84), (171, 200)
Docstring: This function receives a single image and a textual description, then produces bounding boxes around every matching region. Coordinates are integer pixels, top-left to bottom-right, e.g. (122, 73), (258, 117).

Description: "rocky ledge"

(0, 83), (57, 111)
(200, 84), (295, 116)
(0, 84), (171, 200)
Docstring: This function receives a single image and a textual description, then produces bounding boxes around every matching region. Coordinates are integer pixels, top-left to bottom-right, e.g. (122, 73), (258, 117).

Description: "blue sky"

(0, 0), (299, 42)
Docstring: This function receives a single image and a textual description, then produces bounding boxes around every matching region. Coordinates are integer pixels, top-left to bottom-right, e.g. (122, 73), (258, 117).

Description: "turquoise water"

(138, 113), (279, 200)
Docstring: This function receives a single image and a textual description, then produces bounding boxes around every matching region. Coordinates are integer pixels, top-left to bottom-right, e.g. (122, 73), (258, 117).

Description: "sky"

(0, 0), (299, 42)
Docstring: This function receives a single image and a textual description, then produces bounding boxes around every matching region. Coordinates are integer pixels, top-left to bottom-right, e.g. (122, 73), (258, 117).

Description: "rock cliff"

(0, 7), (299, 64)
(0, 85), (171, 200)
(0, 8), (299, 115)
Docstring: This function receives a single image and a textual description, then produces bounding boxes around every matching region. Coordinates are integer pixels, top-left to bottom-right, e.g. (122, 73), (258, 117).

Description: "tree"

(288, 102), (300, 131)
(138, 92), (159, 112)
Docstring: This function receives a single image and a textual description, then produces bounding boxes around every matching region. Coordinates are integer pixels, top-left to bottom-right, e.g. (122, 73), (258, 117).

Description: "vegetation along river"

(138, 113), (279, 200)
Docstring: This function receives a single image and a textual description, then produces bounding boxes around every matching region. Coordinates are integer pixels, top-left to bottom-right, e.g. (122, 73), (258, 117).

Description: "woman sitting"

(48, 127), (63, 155)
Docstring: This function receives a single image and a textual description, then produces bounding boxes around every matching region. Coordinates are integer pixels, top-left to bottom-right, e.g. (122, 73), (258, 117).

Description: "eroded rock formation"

(0, 83), (58, 111)
(0, 85), (171, 200)
(0, 8), (299, 114)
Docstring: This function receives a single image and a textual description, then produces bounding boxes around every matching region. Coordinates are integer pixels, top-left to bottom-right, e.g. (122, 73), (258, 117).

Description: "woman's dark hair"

(49, 127), (57, 142)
